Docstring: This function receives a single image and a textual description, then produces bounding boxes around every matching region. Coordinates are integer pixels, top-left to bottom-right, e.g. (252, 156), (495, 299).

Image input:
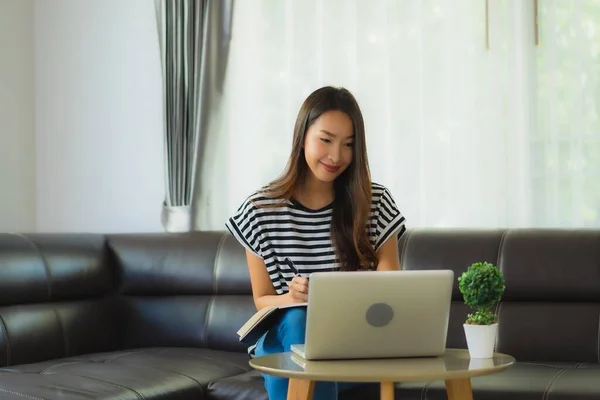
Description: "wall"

(0, 0), (36, 232)
(34, 0), (164, 233)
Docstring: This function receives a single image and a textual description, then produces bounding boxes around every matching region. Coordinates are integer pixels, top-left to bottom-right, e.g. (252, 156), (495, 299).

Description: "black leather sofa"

(0, 228), (599, 399)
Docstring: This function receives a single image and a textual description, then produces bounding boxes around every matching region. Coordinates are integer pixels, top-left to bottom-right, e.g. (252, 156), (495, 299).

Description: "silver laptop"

(290, 269), (454, 361)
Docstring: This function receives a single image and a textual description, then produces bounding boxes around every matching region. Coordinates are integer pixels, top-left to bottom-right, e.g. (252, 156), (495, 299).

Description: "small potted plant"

(457, 261), (506, 358)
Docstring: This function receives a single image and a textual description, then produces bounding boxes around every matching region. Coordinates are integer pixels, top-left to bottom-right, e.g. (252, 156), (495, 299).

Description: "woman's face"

(303, 110), (354, 184)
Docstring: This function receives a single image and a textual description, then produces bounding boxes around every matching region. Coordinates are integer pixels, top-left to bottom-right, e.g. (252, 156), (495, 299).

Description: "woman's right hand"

(287, 276), (309, 303)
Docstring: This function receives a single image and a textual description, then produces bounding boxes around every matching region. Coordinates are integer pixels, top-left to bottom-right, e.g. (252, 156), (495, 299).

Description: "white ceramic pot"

(463, 323), (498, 358)
(468, 357), (495, 370)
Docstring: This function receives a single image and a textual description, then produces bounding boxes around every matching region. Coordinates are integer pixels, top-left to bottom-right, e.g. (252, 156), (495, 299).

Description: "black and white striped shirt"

(226, 182), (406, 294)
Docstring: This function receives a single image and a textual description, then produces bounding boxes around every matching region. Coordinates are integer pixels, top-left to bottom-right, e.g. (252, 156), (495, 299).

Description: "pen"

(284, 257), (299, 274)
(284, 257), (308, 280)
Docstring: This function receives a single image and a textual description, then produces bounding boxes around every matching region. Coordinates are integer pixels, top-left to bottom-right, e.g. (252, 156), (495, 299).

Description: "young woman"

(225, 86), (406, 400)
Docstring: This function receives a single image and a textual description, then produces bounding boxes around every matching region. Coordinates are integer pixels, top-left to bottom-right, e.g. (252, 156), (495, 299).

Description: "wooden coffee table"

(249, 348), (515, 400)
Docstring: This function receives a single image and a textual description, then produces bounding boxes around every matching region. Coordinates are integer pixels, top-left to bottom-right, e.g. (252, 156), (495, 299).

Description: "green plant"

(457, 261), (506, 325)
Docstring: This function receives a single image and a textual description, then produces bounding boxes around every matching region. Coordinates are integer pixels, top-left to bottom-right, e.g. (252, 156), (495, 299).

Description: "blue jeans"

(254, 307), (365, 400)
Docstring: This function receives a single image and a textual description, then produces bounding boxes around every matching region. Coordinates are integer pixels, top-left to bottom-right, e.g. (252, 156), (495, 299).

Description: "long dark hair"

(261, 86), (376, 271)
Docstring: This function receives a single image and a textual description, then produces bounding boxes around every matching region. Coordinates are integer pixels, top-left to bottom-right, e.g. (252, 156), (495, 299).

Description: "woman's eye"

(320, 138), (331, 143)
(345, 142), (354, 147)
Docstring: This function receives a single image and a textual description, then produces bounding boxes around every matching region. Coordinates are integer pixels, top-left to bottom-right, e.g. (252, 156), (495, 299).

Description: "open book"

(237, 302), (307, 345)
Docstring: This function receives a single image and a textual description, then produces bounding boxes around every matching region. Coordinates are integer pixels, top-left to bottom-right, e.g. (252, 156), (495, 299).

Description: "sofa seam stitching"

(399, 229), (413, 269)
(519, 362), (573, 369)
(213, 234), (227, 295)
(187, 352), (248, 371)
(41, 360), (86, 374)
(0, 368), (21, 374)
(203, 234), (226, 349)
(13, 234), (53, 300)
(0, 388), (45, 400)
(117, 361), (204, 389)
(104, 350), (145, 363)
(494, 301), (503, 352)
(52, 308), (68, 358)
(542, 368), (568, 400)
(493, 230), (507, 354)
(597, 312), (600, 363)
(69, 375), (144, 399)
(495, 230), (508, 273)
(203, 297), (214, 348)
(421, 380), (432, 400)
(0, 315), (10, 366)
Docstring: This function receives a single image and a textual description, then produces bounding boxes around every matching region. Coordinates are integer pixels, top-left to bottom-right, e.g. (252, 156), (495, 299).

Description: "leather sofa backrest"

(2, 228), (599, 367)
(495, 229), (600, 362)
(398, 229), (504, 352)
(398, 228), (600, 362)
(107, 231), (255, 353)
(0, 233), (118, 367)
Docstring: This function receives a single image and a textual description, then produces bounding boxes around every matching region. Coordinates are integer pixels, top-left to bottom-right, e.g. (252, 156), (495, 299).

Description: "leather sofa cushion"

(398, 229), (600, 301)
(499, 229), (600, 301)
(0, 298), (118, 367)
(395, 362), (600, 400)
(107, 232), (253, 297)
(108, 233), (257, 354)
(496, 302), (600, 362)
(397, 229), (600, 363)
(118, 295), (255, 354)
(550, 364), (600, 399)
(206, 370), (381, 400)
(0, 348), (252, 400)
(398, 229), (505, 300)
(108, 233), (222, 296)
(206, 370), (269, 400)
(0, 234), (113, 305)
(0, 234), (119, 367)
(0, 234), (52, 305)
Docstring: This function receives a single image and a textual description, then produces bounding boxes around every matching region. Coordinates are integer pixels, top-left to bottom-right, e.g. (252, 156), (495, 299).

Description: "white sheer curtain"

(194, 0), (600, 230)
(532, 0), (600, 227)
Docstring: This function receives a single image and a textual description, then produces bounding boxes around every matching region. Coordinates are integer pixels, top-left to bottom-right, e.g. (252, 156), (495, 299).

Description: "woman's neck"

(294, 175), (334, 210)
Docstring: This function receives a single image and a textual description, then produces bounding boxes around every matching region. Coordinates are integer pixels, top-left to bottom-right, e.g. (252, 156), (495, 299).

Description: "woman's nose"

(328, 146), (342, 164)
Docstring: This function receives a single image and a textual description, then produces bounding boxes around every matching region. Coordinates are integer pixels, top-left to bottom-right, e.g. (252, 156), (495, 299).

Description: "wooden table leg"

(380, 381), (395, 400)
(445, 378), (473, 400)
(287, 378), (315, 400)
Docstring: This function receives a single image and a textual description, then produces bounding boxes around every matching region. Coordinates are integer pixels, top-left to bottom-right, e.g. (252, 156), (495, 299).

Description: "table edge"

(249, 360), (515, 383)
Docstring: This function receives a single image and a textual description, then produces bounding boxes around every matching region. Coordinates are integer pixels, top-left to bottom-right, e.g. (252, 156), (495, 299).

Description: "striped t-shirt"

(225, 182), (406, 294)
